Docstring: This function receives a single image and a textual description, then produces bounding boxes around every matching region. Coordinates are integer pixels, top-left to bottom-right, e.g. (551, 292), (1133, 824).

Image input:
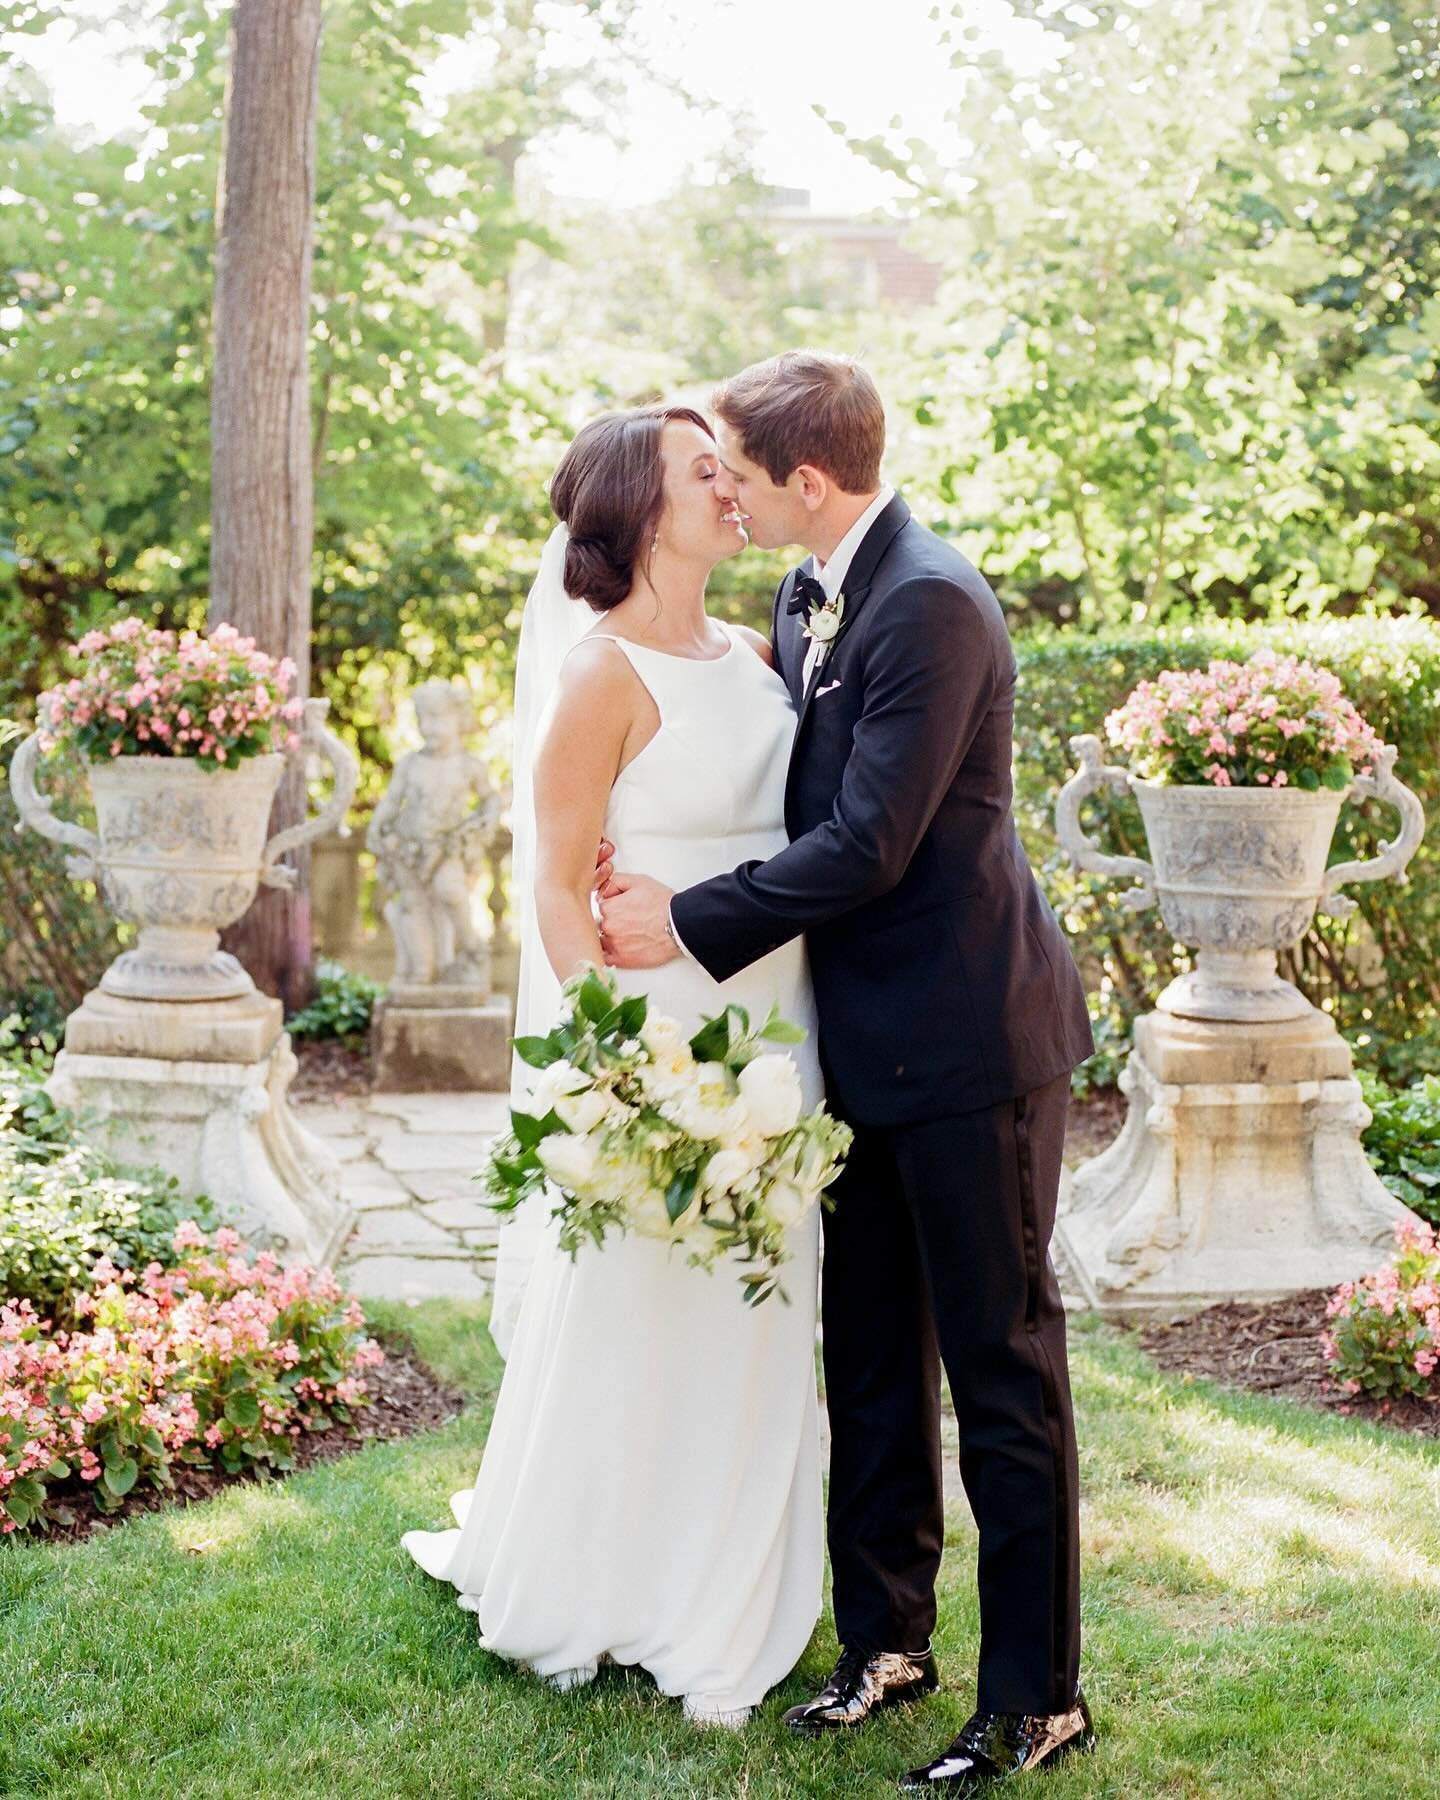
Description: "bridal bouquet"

(483, 969), (852, 1306)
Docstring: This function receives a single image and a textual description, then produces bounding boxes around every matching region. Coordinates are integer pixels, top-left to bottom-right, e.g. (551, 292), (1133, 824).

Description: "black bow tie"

(785, 570), (830, 617)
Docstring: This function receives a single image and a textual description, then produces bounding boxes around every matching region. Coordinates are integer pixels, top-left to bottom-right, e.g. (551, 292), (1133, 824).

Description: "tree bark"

(209, 0), (324, 1012)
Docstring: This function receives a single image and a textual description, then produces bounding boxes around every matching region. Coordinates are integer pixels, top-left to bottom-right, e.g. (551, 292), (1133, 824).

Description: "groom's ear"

(790, 464), (830, 512)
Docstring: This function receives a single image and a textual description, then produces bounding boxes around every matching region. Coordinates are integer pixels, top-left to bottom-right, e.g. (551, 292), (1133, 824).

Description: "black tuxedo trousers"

(820, 1072), (1080, 1715)
(671, 494), (1092, 1713)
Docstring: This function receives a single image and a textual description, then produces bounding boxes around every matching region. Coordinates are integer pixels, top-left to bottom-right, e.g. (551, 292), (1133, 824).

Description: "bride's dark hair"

(549, 404), (713, 613)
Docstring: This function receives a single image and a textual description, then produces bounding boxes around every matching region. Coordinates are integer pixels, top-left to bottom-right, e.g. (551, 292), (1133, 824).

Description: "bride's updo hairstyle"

(549, 404), (713, 612)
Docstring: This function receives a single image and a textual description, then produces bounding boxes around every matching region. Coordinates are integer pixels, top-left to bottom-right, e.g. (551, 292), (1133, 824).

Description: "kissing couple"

(403, 351), (1097, 1792)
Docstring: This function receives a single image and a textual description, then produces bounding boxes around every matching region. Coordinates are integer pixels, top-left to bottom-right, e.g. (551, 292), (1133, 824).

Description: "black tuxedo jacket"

(670, 493), (1094, 1127)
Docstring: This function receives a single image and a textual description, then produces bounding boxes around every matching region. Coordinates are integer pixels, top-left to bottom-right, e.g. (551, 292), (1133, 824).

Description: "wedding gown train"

(402, 624), (824, 1718)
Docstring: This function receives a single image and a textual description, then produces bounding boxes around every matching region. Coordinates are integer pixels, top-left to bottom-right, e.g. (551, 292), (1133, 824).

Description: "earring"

(651, 534), (658, 555)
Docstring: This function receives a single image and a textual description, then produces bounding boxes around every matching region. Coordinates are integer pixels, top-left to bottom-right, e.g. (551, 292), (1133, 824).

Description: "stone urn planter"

(9, 697), (355, 1005)
(1051, 733), (1427, 1316)
(9, 695), (360, 1265)
(1055, 736), (1427, 1023)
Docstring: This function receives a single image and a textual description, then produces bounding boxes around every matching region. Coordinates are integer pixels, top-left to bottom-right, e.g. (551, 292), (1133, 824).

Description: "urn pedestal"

(10, 701), (360, 1265)
(1053, 736), (1426, 1316)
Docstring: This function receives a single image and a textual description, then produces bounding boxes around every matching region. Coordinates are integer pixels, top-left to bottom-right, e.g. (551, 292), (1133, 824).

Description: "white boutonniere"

(802, 592), (845, 648)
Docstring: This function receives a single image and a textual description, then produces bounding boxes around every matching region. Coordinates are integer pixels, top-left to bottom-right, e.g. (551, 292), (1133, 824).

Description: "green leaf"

(1296, 767), (1320, 791)
(3, 1493), (33, 1528)
(511, 1107), (562, 1151)
(102, 1456), (139, 1498)
(616, 995), (648, 1036)
(577, 969), (617, 1023)
(223, 1391), (261, 1431)
(513, 1036), (561, 1069)
(666, 1164), (700, 1224)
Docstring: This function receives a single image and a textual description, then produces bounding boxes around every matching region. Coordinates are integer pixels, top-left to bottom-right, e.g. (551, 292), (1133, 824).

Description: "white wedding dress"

(402, 623), (824, 1722)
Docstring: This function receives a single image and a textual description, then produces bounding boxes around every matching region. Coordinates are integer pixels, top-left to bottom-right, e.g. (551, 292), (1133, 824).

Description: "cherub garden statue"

(367, 680), (505, 991)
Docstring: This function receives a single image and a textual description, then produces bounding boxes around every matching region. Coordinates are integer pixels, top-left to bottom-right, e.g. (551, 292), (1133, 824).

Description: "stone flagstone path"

(296, 1090), (512, 1303)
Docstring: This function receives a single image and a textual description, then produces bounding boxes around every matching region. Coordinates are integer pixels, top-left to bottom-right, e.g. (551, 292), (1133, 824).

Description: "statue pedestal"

(1055, 1009), (1415, 1317)
(371, 984), (513, 1092)
(47, 993), (353, 1267)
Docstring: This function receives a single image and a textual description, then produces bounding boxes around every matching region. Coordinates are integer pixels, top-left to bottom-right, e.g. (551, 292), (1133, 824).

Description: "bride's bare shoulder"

(728, 623), (775, 668)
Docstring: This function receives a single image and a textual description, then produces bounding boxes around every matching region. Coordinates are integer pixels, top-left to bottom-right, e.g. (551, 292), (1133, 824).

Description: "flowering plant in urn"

(483, 968), (852, 1306)
(1056, 650), (1425, 1022)
(1102, 652), (1382, 794)
(35, 618), (306, 768)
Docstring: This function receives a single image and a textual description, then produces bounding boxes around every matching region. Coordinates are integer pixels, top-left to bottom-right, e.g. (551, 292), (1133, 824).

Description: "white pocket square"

(816, 680), (843, 697)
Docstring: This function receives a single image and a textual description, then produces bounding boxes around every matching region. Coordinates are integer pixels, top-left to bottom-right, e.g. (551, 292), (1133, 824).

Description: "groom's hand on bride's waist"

(598, 872), (681, 969)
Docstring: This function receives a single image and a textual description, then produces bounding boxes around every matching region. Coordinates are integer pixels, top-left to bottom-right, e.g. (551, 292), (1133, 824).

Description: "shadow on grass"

(1, 1306), (1437, 1799)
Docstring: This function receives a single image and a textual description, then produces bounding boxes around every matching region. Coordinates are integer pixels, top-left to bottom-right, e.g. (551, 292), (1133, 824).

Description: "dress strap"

(561, 632), (668, 724)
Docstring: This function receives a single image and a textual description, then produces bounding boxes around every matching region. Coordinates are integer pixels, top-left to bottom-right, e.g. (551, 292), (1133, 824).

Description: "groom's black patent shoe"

(898, 1691), (1096, 1791)
(783, 1645), (939, 1732)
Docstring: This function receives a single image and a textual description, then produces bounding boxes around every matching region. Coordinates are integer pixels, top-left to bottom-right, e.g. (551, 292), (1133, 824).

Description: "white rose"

(737, 1054), (804, 1139)
(807, 606), (841, 643)
(553, 1083), (614, 1135)
(533, 1058), (588, 1116)
(640, 1013), (691, 1061)
(537, 1131), (601, 1196)
(628, 1176), (699, 1240)
(700, 1146), (757, 1198)
(763, 1178), (814, 1230)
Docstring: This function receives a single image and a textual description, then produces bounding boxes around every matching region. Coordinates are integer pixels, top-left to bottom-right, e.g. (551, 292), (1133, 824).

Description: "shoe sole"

(786, 1679), (940, 1734)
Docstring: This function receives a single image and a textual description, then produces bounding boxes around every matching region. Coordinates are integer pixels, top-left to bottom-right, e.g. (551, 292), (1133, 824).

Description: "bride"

(401, 404), (824, 1727)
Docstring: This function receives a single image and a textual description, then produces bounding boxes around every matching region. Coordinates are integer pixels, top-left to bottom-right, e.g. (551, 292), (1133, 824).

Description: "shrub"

(1357, 1070), (1440, 1226)
(1322, 1219), (1440, 1403)
(286, 956), (384, 1042)
(1015, 616), (1440, 1086)
(0, 1223), (384, 1534)
(0, 1055), (215, 1321)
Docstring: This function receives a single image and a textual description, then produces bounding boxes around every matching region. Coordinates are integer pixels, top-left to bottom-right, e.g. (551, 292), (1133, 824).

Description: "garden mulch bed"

(29, 1330), (465, 1546)
(290, 1036), (373, 1104)
(1138, 1291), (1440, 1441)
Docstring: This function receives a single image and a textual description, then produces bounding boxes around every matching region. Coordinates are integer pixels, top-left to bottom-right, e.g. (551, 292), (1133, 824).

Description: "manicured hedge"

(1014, 616), (1440, 1087)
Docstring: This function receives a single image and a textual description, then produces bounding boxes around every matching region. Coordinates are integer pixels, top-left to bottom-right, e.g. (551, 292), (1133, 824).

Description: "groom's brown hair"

(712, 351), (885, 494)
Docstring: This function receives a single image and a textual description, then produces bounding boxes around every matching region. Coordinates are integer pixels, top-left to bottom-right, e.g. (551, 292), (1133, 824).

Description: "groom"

(598, 351), (1096, 1792)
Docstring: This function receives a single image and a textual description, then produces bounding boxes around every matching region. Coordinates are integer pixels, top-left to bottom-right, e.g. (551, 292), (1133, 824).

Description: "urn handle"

(259, 698), (360, 891)
(7, 730), (102, 878)
(1054, 734), (1158, 914)
(1318, 744), (1427, 921)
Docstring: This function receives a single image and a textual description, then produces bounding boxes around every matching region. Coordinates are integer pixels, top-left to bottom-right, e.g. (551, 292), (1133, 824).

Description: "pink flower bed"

(0, 1223), (383, 1534)
(1323, 1218), (1440, 1403)
(36, 617), (304, 770)
(1104, 649), (1381, 790)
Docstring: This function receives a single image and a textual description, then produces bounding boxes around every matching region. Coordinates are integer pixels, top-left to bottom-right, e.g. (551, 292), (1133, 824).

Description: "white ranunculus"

(670, 1062), (747, 1142)
(737, 1054), (804, 1138)
(537, 1131), (601, 1196)
(807, 606), (841, 643)
(763, 1177), (815, 1230)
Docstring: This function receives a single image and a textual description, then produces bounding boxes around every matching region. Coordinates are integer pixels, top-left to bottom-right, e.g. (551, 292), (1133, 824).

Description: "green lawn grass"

(2, 1303), (1438, 1799)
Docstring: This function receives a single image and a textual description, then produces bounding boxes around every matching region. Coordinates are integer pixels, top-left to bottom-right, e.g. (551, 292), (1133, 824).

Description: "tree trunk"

(209, 0), (324, 1013)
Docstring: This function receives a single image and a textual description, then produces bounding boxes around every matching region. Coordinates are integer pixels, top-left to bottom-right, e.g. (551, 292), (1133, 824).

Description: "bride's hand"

(598, 872), (680, 969)
(593, 837), (616, 895)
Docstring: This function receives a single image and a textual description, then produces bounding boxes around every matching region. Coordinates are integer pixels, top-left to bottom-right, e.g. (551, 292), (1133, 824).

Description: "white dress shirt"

(666, 484), (895, 961)
(800, 483), (896, 691)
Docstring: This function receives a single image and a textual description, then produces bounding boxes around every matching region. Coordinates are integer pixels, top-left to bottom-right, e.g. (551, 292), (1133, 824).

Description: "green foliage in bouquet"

(482, 969), (851, 1306)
